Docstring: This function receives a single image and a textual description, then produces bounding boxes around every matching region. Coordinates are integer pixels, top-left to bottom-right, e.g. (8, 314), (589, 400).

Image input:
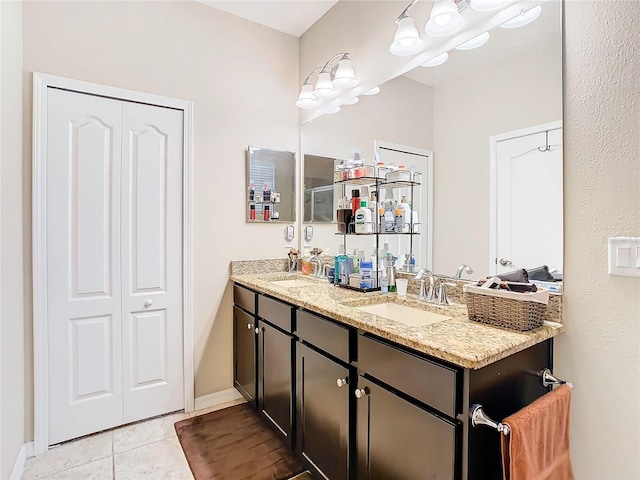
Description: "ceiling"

(197, 0), (339, 37)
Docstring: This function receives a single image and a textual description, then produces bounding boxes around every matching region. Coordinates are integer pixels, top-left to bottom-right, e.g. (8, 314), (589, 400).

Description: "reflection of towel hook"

(537, 130), (551, 152)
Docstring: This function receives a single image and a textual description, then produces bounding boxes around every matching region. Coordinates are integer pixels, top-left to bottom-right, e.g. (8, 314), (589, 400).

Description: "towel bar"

(469, 369), (574, 435)
(541, 368), (574, 389)
(469, 404), (510, 435)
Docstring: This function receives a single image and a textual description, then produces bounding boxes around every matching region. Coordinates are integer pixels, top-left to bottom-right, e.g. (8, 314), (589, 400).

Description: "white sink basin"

(356, 302), (451, 327)
(270, 278), (316, 288)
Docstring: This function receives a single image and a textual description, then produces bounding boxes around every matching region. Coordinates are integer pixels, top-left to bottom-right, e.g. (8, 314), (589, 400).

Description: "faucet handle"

(418, 279), (427, 300)
(437, 282), (457, 306)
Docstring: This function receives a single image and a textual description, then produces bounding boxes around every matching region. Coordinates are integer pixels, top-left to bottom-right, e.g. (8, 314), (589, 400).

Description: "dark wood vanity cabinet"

(296, 310), (355, 480)
(232, 285), (257, 406)
(355, 333), (461, 480)
(257, 295), (295, 448)
(232, 283), (554, 480)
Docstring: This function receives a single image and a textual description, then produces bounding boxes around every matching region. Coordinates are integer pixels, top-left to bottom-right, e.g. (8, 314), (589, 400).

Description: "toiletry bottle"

(249, 181), (255, 201)
(355, 199), (373, 234)
(351, 189), (361, 215)
(250, 204), (256, 220)
(264, 205), (270, 221)
(380, 267), (389, 293)
(369, 191), (378, 229)
(263, 183), (271, 202)
(359, 258), (373, 289)
(394, 208), (404, 233)
(399, 196), (411, 233)
(334, 245), (347, 285)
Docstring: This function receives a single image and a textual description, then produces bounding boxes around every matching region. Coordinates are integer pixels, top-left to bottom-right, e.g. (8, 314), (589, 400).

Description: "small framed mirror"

(246, 146), (296, 223)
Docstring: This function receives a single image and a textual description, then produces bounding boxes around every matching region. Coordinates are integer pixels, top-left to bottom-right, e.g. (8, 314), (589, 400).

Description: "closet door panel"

(47, 88), (124, 444)
(121, 102), (184, 422)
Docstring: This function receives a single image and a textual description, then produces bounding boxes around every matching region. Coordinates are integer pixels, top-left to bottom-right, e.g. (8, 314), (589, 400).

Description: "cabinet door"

(297, 344), (351, 480)
(258, 321), (293, 447)
(356, 377), (458, 480)
(233, 306), (256, 405)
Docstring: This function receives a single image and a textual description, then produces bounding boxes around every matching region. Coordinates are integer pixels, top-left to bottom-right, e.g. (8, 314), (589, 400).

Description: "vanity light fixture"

(390, 2), (425, 56)
(499, 5), (542, 28)
(425, 0), (465, 37)
(297, 53), (358, 108)
(455, 31), (490, 50)
(362, 86), (381, 95)
(343, 97), (360, 105)
(421, 52), (449, 67)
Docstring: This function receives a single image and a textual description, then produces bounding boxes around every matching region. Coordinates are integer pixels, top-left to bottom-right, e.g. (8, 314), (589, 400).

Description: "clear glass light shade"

(295, 84), (318, 109)
(390, 17), (424, 56)
(421, 52), (449, 67)
(455, 32), (490, 50)
(314, 71), (336, 97)
(333, 58), (358, 87)
(343, 97), (359, 105)
(500, 5), (542, 29)
(326, 106), (341, 114)
(362, 86), (380, 96)
(470, 0), (510, 12)
(425, 0), (464, 37)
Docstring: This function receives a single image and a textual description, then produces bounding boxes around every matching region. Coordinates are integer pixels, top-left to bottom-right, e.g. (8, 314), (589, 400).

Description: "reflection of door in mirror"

(375, 141), (433, 271)
(247, 146), (296, 223)
(303, 154), (335, 222)
(490, 122), (563, 279)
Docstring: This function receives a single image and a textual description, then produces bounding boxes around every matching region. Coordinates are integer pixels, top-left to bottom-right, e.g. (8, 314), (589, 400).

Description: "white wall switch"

(608, 237), (640, 277)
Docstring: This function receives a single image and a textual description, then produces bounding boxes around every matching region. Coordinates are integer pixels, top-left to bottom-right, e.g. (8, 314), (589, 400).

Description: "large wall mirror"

(247, 146), (296, 223)
(300, 1), (563, 285)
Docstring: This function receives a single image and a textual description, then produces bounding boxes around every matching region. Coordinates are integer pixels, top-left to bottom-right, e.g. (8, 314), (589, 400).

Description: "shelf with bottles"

(334, 166), (422, 188)
(248, 203), (279, 222)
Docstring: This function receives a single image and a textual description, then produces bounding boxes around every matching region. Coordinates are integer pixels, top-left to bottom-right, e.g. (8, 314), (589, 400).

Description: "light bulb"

(314, 71), (336, 97)
(390, 16), (424, 56)
(333, 57), (357, 88)
(425, 0), (464, 37)
(296, 84), (318, 109)
(434, 13), (451, 27)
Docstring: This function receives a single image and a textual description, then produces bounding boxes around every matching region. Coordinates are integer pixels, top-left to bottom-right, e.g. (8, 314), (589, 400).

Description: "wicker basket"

(463, 285), (550, 332)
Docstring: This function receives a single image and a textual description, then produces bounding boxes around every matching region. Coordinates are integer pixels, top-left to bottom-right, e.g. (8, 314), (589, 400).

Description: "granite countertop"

(230, 271), (565, 370)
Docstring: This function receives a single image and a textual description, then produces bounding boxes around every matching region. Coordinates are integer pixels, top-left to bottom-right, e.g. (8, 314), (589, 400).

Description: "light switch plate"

(608, 237), (640, 277)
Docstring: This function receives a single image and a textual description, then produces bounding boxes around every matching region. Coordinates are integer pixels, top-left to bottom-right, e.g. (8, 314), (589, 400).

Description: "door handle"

(499, 258), (512, 266)
(143, 299), (153, 308)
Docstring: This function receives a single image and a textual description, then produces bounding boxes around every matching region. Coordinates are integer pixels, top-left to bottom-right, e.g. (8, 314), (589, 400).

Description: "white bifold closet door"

(46, 88), (184, 445)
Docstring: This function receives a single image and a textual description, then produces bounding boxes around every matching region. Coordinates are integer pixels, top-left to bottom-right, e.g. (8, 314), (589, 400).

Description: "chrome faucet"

(416, 269), (436, 303)
(455, 264), (474, 279)
(309, 255), (323, 278)
(437, 282), (457, 306)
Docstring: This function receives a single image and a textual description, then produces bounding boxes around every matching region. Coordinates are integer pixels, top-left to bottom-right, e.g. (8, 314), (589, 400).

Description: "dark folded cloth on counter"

(496, 268), (529, 283)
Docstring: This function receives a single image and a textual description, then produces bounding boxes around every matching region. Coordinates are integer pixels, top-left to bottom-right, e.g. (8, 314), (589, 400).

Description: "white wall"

(560, 1), (640, 478)
(301, 75), (434, 253)
(0, 0), (26, 477)
(432, 37), (562, 276)
(21, 0), (299, 438)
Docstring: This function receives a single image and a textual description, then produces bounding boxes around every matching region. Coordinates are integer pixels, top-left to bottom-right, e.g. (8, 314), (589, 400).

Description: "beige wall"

(300, 75), (434, 253)
(432, 37), (562, 276)
(1, 0), (26, 477)
(560, 1), (640, 478)
(21, 0), (299, 438)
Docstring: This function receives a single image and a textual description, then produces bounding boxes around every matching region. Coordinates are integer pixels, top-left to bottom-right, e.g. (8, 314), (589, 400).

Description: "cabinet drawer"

(357, 334), (459, 417)
(234, 284), (256, 314)
(258, 295), (293, 332)
(297, 310), (351, 363)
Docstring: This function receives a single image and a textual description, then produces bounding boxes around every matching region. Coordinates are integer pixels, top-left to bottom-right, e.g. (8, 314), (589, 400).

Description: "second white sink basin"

(356, 302), (451, 327)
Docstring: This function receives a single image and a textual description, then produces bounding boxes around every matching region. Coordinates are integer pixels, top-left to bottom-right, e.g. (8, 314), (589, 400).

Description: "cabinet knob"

(143, 299), (153, 308)
(247, 323), (253, 330)
(336, 378), (348, 388)
(255, 327), (260, 334)
(354, 387), (368, 399)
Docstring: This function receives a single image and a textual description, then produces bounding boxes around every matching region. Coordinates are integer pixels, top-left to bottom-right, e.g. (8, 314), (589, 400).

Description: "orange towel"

(501, 384), (574, 480)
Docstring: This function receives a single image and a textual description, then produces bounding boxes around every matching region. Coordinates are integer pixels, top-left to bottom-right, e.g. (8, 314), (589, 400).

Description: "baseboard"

(193, 388), (243, 412)
(10, 441), (34, 480)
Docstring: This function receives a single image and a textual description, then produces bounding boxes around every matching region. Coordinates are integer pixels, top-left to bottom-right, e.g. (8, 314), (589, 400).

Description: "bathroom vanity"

(231, 272), (564, 480)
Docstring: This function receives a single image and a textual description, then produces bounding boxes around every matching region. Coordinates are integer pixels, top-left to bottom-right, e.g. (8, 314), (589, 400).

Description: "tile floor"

(23, 399), (247, 479)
